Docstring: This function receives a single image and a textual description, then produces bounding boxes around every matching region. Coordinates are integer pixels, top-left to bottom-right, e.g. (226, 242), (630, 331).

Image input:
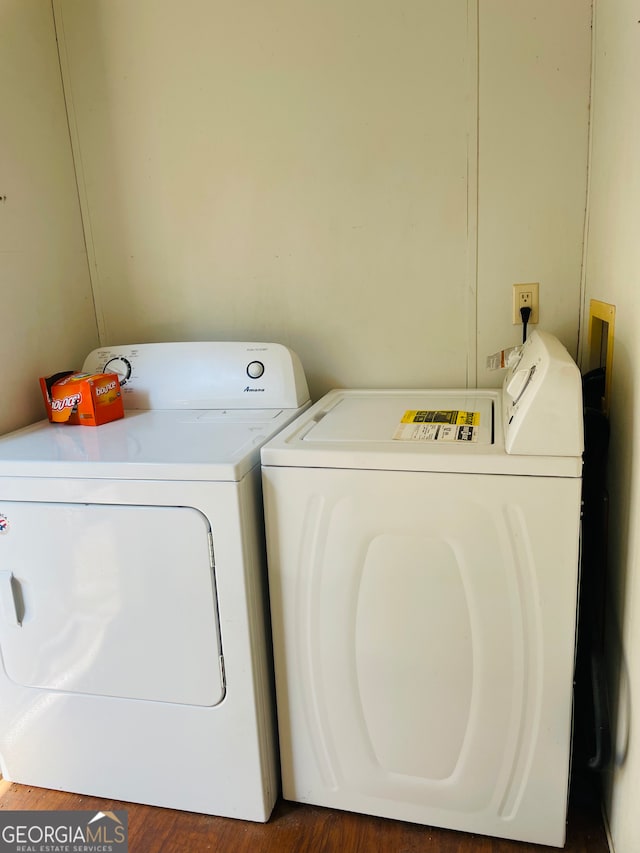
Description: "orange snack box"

(39, 371), (124, 427)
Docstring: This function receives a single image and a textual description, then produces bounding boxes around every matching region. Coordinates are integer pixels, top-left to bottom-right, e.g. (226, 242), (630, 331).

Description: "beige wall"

(55, 0), (474, 399)
(12, 0), (640, 841)
(476, 1), (592, 387)
(582, 2), (640, 851)
(0, 0), (97, 435)
(54, 0), (591, 400)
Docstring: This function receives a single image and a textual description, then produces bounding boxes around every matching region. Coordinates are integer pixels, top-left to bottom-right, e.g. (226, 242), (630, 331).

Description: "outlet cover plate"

(513, 282), (539, 324)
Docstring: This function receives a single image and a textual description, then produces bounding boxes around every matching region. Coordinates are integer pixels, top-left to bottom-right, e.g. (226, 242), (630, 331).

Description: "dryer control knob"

(246, 361), (265, 379)
(103, 356), (132, 386)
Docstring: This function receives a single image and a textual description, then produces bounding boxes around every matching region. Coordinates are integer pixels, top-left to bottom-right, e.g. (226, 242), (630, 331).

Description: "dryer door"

(0, 502), (224, 706)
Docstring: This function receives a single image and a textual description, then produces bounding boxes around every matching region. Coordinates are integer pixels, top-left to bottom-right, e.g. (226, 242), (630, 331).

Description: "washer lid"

(261, 390), (582, 477)
(304, 393), (494, 445)
(0, 407), (305, 481)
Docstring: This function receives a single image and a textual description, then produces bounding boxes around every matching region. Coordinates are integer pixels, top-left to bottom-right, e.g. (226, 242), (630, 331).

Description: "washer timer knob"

(103, 356), (132, 386)
(246, 360), (265, 379)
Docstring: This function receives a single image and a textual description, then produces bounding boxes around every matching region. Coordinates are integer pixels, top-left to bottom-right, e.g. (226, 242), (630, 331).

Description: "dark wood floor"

(0, 776), (609, 852)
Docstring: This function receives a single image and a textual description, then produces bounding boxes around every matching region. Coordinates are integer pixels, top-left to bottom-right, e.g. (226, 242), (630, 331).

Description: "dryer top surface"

(1, 340), (310, 481)
(0, 406), (306, 481)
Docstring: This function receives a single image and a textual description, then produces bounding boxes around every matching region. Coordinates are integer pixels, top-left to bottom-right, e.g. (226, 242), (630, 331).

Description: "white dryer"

(0, 341), (309, 821)
(261, 331), (583, 847)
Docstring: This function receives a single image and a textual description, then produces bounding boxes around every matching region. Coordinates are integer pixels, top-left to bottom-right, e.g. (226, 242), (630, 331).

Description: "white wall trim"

(52, 0), (106, 344)
(577, 0), (597, 369)
(466, 0), (479, 388)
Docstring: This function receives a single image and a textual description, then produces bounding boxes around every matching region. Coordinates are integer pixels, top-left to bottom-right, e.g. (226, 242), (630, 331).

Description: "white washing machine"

(0, 341), (309, 821)
(261, 331), (583, 847)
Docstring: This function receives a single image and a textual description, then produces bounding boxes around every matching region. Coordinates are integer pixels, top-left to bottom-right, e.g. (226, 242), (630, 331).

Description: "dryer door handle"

(0, 571), (25, 626)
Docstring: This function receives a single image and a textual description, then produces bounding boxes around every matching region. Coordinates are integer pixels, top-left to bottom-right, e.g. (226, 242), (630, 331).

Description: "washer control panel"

(502, 331), (583, 457)
(82, 342), (309, 411)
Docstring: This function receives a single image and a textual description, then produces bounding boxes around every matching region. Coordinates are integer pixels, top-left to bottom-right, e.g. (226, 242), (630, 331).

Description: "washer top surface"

(261, 388), (582, 478)
(262, 332), (583, 478)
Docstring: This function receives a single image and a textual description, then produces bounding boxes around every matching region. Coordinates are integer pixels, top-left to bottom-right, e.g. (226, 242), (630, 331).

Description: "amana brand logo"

(95, 380), (117, 396)
(243, 386), (265, 392)
(0, 810), (128, 853)
(51, 393), (82, 411)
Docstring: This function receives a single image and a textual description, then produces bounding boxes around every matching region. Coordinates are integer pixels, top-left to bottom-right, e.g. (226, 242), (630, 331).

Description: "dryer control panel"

(82, 342), (310, 410)
(502, 331), (583, 457)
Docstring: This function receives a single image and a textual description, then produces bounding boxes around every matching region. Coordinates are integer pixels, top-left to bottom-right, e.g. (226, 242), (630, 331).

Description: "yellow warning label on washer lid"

(400, 410), (480, 426)
(393, 410), (480, 442)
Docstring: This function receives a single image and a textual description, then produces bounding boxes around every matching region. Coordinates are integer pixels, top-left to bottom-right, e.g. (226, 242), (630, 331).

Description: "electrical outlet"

(513, 282), (539, 324)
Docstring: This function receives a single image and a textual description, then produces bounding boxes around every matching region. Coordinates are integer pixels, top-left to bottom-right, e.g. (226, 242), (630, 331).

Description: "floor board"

(0, 779), (609, 852)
